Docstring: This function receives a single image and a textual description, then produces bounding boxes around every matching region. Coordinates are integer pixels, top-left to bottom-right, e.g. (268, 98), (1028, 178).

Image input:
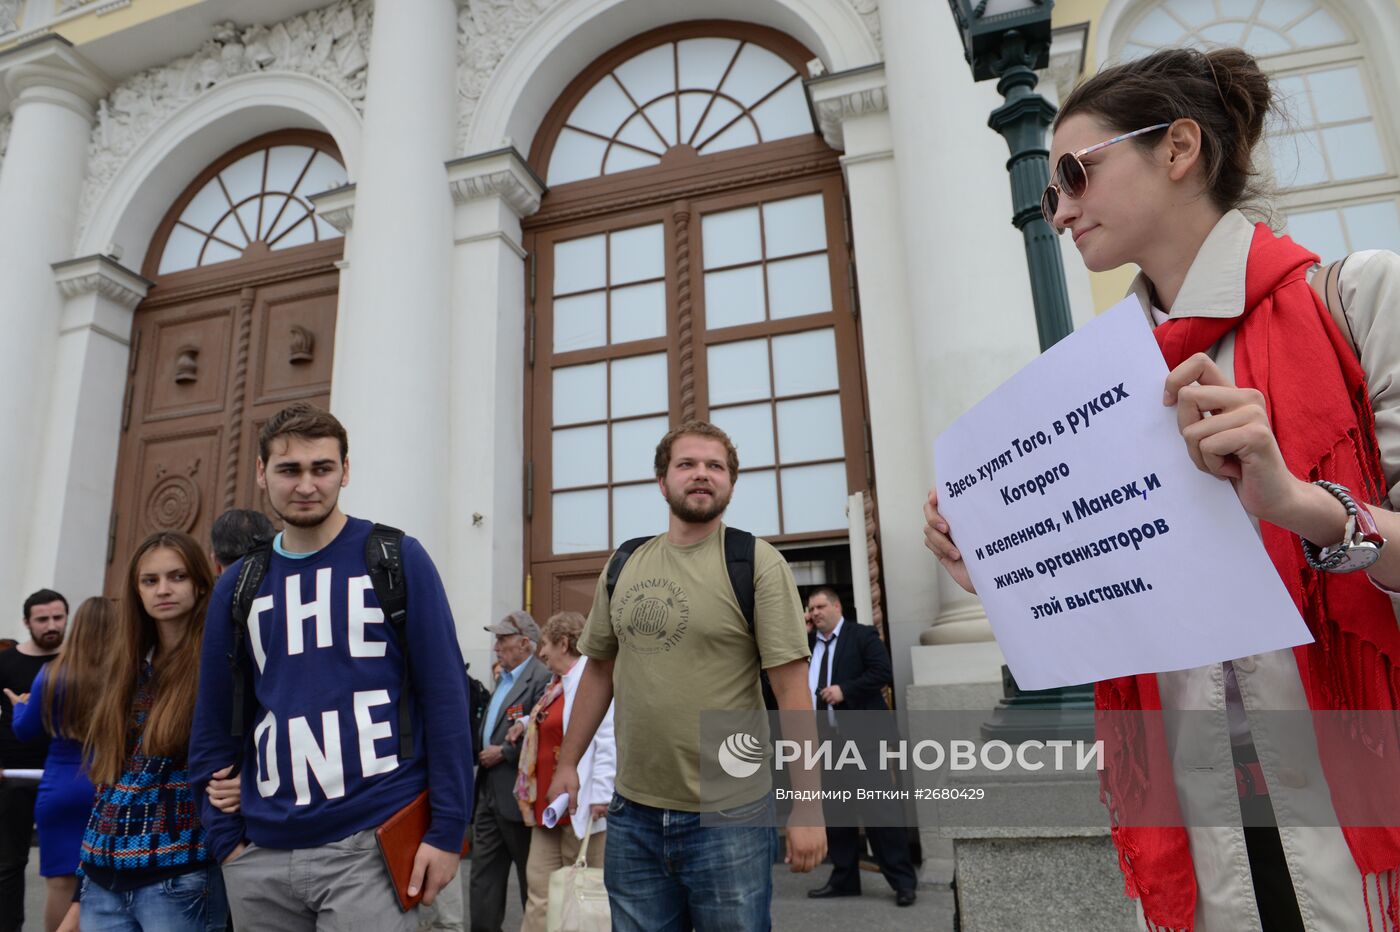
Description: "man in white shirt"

(803, 588), (917, 907)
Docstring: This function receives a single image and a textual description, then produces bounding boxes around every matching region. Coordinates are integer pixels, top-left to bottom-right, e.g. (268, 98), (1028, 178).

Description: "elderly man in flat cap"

(468, 611), (550, 932)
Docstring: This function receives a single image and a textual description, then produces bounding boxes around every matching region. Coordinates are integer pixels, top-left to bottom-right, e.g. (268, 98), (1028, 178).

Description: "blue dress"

(12, 665), (96, 877)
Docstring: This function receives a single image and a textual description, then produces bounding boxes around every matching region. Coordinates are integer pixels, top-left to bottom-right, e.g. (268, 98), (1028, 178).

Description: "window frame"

(144, 129), (346, 281)
(523, 22), (874, 580)
(529, 20), (820, 191)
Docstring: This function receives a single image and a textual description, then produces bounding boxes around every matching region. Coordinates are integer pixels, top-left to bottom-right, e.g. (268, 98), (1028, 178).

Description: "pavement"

(24, 846), (957, 930)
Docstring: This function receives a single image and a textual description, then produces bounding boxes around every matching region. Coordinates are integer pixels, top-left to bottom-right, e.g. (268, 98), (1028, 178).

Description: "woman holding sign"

(925, 46), (1400, 932)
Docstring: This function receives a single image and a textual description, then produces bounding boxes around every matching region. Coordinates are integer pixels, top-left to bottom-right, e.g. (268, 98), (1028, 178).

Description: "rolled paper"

(541, 792), (570, 828)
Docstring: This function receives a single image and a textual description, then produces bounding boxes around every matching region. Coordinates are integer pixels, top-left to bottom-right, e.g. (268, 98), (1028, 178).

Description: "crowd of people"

(1, 41), (1398, 932)
(0, 402), (905, 932)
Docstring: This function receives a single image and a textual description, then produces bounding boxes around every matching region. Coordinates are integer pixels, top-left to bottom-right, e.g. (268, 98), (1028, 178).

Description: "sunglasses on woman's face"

(1040, 123), (1172, 231)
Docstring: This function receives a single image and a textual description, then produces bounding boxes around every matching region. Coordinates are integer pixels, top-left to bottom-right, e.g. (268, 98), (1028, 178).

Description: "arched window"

(525, 22), (871, 612)
(152, 133), (346, 275)
(1115, 0), (1400, 261)
(547, 37), (813, 184)
(1120, 0), (1348, 58)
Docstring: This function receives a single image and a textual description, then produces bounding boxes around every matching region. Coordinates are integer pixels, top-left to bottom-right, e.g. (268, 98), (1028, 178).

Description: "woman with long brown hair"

(76, 531), (228, 930)
(11, 597), (114, 931)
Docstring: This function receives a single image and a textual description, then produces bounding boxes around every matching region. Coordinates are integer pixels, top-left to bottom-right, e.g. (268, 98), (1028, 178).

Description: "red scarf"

(1097, 224), (1400, 931)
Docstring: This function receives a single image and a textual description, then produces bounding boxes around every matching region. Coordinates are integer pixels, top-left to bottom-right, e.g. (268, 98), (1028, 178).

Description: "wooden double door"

(104, 242), (341, 593)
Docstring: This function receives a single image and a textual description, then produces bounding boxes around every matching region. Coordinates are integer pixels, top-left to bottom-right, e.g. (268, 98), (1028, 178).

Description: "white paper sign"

(933, 298), (1313, 689)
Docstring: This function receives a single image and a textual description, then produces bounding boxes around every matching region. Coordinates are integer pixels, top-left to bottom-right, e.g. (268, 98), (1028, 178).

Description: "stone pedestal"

(937, 766), (1139, 931)
(905, 641), (1006, 885)
(954, 835), (1138, 932)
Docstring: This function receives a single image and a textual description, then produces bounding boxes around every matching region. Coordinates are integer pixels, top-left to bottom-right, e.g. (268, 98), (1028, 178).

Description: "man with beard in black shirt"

(0, 589), (68, 932)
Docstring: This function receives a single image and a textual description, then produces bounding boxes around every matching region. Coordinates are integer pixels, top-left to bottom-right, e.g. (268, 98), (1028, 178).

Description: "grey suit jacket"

(474, 655), (551, 822)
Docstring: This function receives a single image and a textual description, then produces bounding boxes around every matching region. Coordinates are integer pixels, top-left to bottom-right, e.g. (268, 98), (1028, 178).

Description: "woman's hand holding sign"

(923, 488), (976, 594)
(1164, 352), (1350, 548)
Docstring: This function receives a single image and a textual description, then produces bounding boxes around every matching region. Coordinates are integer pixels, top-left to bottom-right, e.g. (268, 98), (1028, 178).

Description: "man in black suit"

(804, 588), (918, 907)
(469, 611), (552, 932)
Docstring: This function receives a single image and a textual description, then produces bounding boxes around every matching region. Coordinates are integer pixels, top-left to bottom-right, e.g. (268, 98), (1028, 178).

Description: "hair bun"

(1202, 47), (1271, 151)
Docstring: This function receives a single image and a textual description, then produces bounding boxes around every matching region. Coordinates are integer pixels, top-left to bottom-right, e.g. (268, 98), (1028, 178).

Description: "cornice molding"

(0, 35), (110, 117)
(7, 1), (134, 47)
(309, 182), (356, 233)
(446, 146), (546, 218)
(805, 62), (887, 152)
(52, 253), (151, 309)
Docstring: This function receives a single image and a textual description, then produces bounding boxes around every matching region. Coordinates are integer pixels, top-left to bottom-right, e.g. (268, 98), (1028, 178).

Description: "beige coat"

(1124, 209), (1400, 932)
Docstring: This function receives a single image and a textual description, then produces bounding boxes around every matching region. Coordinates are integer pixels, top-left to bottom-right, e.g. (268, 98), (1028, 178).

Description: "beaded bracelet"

(1300, 480), (1358, 572)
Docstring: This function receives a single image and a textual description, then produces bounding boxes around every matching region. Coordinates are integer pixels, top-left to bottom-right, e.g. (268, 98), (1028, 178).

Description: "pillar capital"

(446, 147), (545, 219)
(53, 254), (151, 311)
(0, 35), (110, 120)
(805, 62), (888, 152)
(310, 183), (357, 234)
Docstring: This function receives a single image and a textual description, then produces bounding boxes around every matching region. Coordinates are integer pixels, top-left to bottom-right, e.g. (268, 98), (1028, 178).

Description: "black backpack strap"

(723, 527), (777, 708)
(365, 524), (411, 760)
(605, 536), (653, 603)
(229, 543), (272, 740)
(722, 528), (756, 633)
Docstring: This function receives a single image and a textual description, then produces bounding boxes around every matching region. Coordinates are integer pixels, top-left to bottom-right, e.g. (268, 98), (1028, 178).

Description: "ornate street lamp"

(946, 0), (1074, 353)
(947, 0), (1091, 740)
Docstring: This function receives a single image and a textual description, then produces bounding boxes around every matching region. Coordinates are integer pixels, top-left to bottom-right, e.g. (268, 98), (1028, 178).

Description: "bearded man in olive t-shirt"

(548, 421), (825, 932)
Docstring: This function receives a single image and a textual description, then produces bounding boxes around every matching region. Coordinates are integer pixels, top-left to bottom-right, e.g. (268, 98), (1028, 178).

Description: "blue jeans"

(79, 865), (227, 931)
(603, 792), (779, 932)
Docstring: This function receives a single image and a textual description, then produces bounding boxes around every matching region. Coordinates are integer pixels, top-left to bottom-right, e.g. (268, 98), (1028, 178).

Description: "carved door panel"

(105, 272), (338, 594)
(238, 272), (339, 514)
(532, 559), (609, 619)
(106, 293), (240, 594)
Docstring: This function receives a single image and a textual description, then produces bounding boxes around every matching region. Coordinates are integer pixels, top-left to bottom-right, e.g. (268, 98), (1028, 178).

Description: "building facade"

(3, 0), (1399, 705)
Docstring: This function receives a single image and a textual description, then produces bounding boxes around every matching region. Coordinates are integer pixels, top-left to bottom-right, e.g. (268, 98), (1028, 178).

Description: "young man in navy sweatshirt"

(189, 403), (472, 930)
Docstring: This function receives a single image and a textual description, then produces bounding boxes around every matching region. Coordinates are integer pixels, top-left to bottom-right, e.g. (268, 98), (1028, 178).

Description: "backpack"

(464, 663), (492, 739)
(229, 523), (419, 760)
(605, 526), (778, 710)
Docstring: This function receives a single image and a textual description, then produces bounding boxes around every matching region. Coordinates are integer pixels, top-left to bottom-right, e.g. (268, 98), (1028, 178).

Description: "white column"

(0, 37), (108, 632)
(25, 256), (149, 602)
(878, 0), (1051, 658)
(328, 0), (457, 559)
(808, 63), (938, 698)
(445, 148), (542, 674)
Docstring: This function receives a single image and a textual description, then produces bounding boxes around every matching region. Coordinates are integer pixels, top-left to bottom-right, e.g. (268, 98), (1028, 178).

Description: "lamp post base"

(980, 666), (1095, 743)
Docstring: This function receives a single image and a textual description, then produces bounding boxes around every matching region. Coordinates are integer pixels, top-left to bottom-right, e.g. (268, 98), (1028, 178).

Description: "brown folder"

(375, 790), (472, 912)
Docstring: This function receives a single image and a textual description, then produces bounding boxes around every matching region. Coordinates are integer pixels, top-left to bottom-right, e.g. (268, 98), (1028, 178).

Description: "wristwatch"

(1302, 481), (1386, 573)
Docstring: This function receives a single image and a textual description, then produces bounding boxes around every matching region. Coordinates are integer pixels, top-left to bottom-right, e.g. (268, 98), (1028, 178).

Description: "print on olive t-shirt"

(578, 525), (808, 812)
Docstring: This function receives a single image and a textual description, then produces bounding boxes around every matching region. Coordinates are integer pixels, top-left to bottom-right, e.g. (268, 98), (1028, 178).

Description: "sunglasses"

(1040, 123), (1172, 231)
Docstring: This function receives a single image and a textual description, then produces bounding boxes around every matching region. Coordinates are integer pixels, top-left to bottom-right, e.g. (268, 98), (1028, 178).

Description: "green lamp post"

(946, 0), (1093, 740)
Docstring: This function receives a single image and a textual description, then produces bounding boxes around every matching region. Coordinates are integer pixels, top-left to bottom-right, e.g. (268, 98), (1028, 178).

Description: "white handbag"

(545, 813), (610, 932)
